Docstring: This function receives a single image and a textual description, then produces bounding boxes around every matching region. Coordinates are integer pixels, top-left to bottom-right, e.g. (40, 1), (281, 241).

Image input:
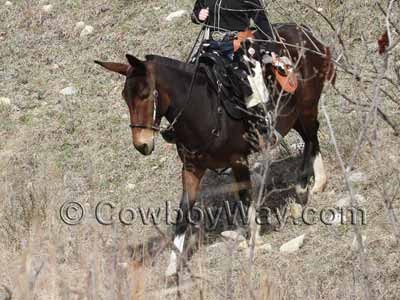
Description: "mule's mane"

(145, 55), (196, 75)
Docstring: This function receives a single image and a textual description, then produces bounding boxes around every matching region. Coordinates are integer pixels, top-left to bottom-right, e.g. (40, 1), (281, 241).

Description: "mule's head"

(95, 55), (160, 156)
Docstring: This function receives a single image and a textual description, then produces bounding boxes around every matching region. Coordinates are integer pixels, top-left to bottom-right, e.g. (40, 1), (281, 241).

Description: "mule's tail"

(323, 47), (336, 85)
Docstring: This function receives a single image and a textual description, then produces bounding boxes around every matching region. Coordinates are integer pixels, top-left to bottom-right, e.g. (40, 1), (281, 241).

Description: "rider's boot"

(160, 127), (177, 144)
(247, 103), (281, 149)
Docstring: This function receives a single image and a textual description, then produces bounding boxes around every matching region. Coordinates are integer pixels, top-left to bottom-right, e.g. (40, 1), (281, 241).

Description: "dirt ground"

(0, 0), (399, 299)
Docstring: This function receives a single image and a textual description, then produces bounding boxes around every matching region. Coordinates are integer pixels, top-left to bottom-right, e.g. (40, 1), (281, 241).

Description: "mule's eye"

(138, 86), (150, 99)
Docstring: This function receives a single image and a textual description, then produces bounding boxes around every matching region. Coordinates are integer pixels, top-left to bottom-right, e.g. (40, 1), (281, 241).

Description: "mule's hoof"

(221, 230), (245, 242)
(295, 184), (309, 205)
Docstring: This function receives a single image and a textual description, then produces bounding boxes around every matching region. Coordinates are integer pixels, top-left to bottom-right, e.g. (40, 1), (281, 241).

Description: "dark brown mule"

(95, 23), (335, 276)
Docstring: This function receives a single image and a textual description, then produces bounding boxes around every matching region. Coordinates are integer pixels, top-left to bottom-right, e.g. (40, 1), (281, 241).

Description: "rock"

(75, 21), (85, 30)
(221, 230), (245, 242)
(165, 10), (188, 21)
(336, 194), (366, 207)
(351, 235), (367, 252)
(279, 234), (305, 253)
(80, 25), (94, 37)
(288, 202), (303, 219)
(348, 171), (368, 185)
(42, 4), (53, 13)
(60, 86), (78, 96)
(4, 1), (12, 6)
(127, 183), (136, 190)
(0, 97), (11, 106)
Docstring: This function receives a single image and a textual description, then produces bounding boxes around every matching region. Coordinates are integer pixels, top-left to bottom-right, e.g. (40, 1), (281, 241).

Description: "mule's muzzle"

(134, 142), (154, 156)
(132, 128), (155, 156)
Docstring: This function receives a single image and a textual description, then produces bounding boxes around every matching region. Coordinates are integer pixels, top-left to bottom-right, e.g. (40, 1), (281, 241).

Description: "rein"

(164, 25), (206, 131)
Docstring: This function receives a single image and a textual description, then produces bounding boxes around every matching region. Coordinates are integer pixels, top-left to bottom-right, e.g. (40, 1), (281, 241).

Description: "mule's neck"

(155, 62), (219, 149)
(156, 63), (208, 124)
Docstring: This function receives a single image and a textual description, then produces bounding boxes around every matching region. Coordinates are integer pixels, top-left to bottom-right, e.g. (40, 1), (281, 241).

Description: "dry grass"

(0, 0), (399, 299)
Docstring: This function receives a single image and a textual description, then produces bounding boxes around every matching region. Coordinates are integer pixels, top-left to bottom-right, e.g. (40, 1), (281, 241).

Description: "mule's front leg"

(165, 166), (205, 277)
(232, 163), (262, 248)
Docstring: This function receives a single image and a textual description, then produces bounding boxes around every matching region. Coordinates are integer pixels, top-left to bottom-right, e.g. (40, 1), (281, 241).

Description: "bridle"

(128, 89), (161, 131)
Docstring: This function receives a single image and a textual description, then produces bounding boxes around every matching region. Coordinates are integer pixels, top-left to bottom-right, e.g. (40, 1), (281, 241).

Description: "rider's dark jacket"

(191, 0), (273, 40)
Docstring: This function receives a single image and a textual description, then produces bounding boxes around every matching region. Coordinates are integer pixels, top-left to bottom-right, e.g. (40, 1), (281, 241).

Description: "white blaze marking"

(165, 233), (185, 276)
(311, 152), (327, 193)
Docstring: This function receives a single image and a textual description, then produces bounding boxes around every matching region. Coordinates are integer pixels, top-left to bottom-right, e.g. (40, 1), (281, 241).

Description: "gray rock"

(165, 10), (188, 21)
(221, 230), (245, 242)
(60, 86), (78, 96)
(280, 234), (305, 253)
(75, 21), (85, 30)
(80, 25), (94, 37)
(126, 183), (136, 190)
(4, 1), (12, 6)
(42, 4), (53, 13)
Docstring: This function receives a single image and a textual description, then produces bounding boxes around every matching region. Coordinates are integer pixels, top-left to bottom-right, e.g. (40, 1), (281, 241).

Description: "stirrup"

(258, 129), (281, 150)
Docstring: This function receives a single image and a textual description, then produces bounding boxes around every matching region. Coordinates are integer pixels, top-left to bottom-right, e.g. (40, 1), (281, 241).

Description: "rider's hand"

(198, 8), (209, 21)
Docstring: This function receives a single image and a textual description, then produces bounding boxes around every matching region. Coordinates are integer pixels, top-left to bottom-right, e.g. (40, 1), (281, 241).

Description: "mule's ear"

(126, 54), (146, 74)
(94, 60), (129, 76)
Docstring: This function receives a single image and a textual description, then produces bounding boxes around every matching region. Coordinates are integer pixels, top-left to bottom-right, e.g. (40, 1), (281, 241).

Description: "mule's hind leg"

(311, 151), (327, 193)
(294, 118), (327, 202)
(165, 166), (205, 277)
